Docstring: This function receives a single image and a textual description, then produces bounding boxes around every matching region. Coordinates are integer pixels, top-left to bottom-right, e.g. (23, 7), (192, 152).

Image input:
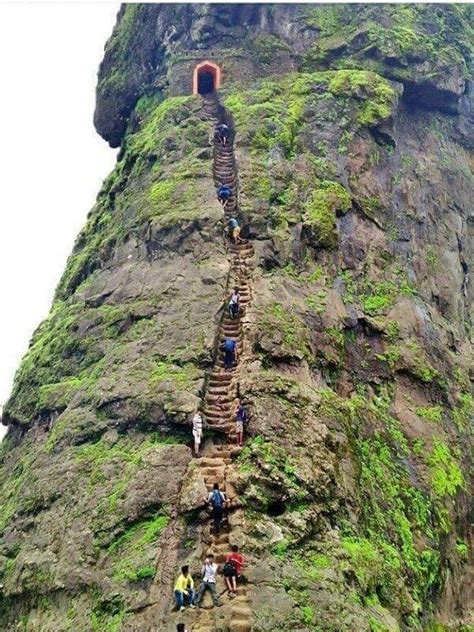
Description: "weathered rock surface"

(0, 4), (472, 631)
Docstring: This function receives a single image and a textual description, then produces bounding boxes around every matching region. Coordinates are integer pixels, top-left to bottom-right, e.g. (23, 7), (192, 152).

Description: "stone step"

(206, 384), (233, 394)
(207, 387), (230, 395)
(204, 476), (224, 485)
(229, 620), (252, 632)
(205, 420), (233, 431)
(213, 165), (235, 172)
(204, 416), (231, 425)
(205, 398), (233, 408)
(205, 403), (232, 413)
(229, 249), (254, 256)
(208, 374), (233, 383)
(206, 395), (234, 405)
(198, 457), (226, 467)
(211, 449), (232, 459)
(222, 318), (241, 325)
(199, 466), (225, 483)
(204, 405), (231, 415)
(215, 363), (238, 370)
(210, 530), (230, 541)
(231, 605), (252, 617)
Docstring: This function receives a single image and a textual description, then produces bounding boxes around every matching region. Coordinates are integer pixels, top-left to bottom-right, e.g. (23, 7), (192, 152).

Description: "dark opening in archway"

(198, 70), (215, 95)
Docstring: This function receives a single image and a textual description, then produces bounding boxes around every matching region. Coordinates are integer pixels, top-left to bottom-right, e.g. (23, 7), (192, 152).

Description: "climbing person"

(176, 625), (189, 632)
(217, 184), (232, 209)
(216, 122), (230, 146)
(228, 286), (241, 319)
(194, 553), (220, 608)
(223, 545), (245, 598)
(227, 217), (241, 243)
(174, 565), (196, 612)
(192, 409), (203, 457)
(207, 482), (227, 534)
(235, 399), (248, 447)
(221, 337), (237, 371)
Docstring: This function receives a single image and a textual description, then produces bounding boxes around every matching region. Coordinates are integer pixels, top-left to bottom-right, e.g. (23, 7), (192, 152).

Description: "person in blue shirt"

(217, 184), (232, 209)
(215, 122), (230, 146)
(222, 337), (238, 371)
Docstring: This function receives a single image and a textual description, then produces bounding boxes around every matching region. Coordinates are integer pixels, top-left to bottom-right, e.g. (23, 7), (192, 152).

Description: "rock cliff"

(0, 4), (472, 631)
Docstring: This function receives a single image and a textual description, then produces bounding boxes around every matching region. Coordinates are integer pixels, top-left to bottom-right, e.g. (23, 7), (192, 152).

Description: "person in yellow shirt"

(174, 565), (196, 612)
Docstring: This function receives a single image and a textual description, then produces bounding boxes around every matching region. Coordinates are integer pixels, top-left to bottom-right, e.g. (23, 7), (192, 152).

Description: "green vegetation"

(108, 515), (167, 582)
(452, 393), (473, 431)
(300, 604), (315, 625)
(306, 290), (327, 315)
(354, 433), (441, 604)
(384, 321), (400, 342)
(149, 360), (200, 389)
(425, 247), (438, 268)
(76, 434), (180, 472)
(239, 436), (308, 508)
(328, 71), (395, 127)
(3, 300), (99, 422)
(261, 302), (311, 360)
(416, 406), (443, 423)
(91, 594), (126, 632)
(427, 439), (464, 498)
(225, 70), (396, 159)
(273, 539), (290, 559)
(341, 537), (401, 597)
(301, 4), (473, 84)
(405, 340), (439, 383)
(251, 35), (290, 64)
(0, 451), (36, 536)
(314, 388), (448, 612)
(362, 279), (415, 316)
(455, 539), (468, 561)
(303, 181), (351, 248)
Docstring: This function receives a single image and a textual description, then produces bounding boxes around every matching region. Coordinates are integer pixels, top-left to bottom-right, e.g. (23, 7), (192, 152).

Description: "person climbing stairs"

(163, 92), (254, 632)
(180, 92), (254, 632)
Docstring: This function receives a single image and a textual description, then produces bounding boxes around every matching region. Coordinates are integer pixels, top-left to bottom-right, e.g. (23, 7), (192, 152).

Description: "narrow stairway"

(188, 92), (254, 632)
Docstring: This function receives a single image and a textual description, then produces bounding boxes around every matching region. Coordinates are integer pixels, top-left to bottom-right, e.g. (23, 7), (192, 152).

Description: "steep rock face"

(1, 4), (473, 632)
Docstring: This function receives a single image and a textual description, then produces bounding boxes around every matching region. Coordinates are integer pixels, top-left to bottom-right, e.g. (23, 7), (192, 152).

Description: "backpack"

(211, 490), (223, 508)
(224, 339), (236, 352)
(223, 559), (237, 577)
(237, 405), (247, 423)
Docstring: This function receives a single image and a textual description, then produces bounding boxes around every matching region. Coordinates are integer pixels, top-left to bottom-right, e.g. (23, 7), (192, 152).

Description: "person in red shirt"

(223, 545), (245, 597)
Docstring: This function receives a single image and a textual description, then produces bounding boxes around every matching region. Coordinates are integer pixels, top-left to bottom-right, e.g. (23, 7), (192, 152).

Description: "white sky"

(0, 3), (120, 438)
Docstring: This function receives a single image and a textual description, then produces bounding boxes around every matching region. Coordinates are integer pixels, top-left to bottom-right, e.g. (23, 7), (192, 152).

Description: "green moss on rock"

(303, 180), (351, 248)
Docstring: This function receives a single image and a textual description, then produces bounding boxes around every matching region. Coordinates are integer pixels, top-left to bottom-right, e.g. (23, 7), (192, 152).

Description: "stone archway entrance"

(193, 61), (221, 95)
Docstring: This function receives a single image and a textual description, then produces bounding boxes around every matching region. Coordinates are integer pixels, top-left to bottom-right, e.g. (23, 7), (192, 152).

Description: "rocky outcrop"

(1, 4), (472, 631)
(95, 4), (472, 147)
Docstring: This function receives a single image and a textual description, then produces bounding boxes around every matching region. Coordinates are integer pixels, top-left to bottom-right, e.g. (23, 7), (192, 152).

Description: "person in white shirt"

(194, 554), (220, 607)
(192, 410), (203, 457)
(228, 287), (240, 319)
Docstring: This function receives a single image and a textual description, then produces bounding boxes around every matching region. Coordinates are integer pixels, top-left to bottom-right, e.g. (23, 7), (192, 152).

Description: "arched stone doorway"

(193, 61), (222, 95)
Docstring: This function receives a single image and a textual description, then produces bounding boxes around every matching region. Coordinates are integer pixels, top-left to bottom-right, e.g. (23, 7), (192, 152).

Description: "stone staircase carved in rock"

(182, 93), (254, 632)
